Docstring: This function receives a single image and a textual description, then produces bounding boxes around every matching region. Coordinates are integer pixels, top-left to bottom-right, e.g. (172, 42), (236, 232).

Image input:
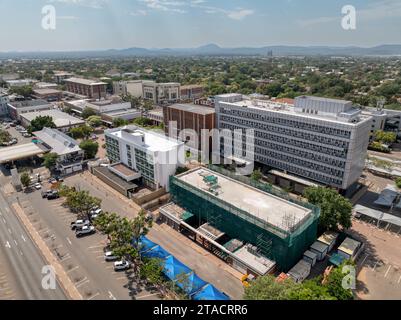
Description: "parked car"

(41, 190), (53, 198)
(47, 191), (60, 200)
(114, 260), (131, 271)
(70, 219), (91, 230)
(104, 251), (119, 262)
(75, 225), (96, 238)
(34, 183), (42, 190)
(90, 208), (102, 219)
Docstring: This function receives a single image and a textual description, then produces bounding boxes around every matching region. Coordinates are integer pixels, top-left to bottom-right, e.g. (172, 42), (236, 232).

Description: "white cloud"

(48, 0), (109, 9)
(227, 9), (254, 20)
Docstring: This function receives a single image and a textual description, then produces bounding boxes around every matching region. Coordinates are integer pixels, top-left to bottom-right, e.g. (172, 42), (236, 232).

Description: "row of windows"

(220, 116), (350, 148)
(219, 107), (352, 139)
(220, 123), (348, 159)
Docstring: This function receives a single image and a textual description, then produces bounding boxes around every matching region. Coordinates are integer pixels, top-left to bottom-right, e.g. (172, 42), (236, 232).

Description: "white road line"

(372, 261), (379, 271)
(398, 275), (401, 284)
(66, 237), (72, 245)
(2, 218), (5, 224)
(19, 250), (23, 256)
(87, 292), (100, 300)
(88, 245), (104, 249)
(360, 254), (369, 266)
(108, 291), (116, 300)
(384, 265), (392, 278)
(13, 239), (18, 246)
(136, 293), (159, 299)
(21, 235), (26, 242)
(5, 241), (11, 249)
(7, 228), (12, 234)
(76, 279), (90, 288)
(67, 266), (79, 273)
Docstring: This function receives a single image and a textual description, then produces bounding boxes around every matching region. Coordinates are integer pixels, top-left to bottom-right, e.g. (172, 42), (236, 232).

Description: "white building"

(215, 94), (373, 191)
(105, 126), (184, 190)
(6, 99), (53, 120)
(0, 93), (9, 116)
(33, 128), (84, 175)
(142, 81), (180, 105)
(113, 80), (143, 98)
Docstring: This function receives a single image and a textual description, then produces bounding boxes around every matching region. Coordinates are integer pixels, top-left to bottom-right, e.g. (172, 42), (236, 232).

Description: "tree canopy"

(20, 172), (31, 188)
(81, 107), (97, 119)
(27, 116), (56, 134)
(304, 186), (352, 231)
(69, 125), (93, 139)
(79, 140), (99, 159)
(42, 152), (58, 169)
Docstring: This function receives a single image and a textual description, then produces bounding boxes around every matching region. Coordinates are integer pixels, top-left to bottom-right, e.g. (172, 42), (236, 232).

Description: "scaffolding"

(170, 169), (320, 271)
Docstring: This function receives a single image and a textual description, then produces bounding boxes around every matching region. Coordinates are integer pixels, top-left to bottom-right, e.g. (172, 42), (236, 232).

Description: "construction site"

(161, 167), (320, 273)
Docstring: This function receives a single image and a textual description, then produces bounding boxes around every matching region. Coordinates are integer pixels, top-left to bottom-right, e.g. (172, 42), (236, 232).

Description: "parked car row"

(103, 246), (131, 271)
(41, 190), (60, 200)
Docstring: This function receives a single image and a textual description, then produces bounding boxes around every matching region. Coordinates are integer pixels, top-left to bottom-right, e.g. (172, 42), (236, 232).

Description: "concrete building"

(143, 81), (180, 105)
(180, 85), (204, 101)
(53, 72), (73, 84)
(146, 108), (164, 125)
(65, 77), (107, 100)
(34, 82), (58, 90)
(105, 125), (184, 190)
(167, 167), (319, 271)
(113, 80), (143, 97)
(215, 94), (373, 191)
(33, 89), (63, 102)
(20, 109), (85, 132)
(6, 99), (53, 120)
(0, 93), (9, 116)
(164, 103), (216, 151)
(33, 128), (84, 175)
(6, 79), (36, 88)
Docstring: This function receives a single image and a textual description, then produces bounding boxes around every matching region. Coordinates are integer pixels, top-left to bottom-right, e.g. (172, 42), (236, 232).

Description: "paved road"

(0, 191), (67, 300)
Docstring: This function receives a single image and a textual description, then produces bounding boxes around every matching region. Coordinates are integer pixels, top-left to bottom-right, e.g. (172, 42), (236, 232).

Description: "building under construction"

(166, 167), (320, 272)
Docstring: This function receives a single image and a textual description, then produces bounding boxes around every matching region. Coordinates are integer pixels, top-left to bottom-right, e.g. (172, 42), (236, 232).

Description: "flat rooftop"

(0, 143), (46, 164)
(9, 99), (51, 108)
(33, 128), (81, 156)
(21, 109), (85, 128)
(33, 89), (62, 95)
(65, 77), (107, 86)
(233, 245), (276, 276)
(176, 168), (312, 232)
(168, 103), (215, 115)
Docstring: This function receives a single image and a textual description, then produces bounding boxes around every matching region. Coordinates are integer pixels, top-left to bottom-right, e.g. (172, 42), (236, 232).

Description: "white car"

(90, 208), (102, 219)
(75, 225), (95, 238)
(70, 219), (91, 230)
(104, 251), (118, 262)
(34, 183), (42, 190)
(114, 260), (131, 271)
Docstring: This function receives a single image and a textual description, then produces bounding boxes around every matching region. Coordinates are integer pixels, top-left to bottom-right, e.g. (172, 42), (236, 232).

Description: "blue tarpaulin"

(179, 272), (208, 295)
(137, 236), (157, 253)
(142, 245), (171, 260)
(192, 284), (230, 301)
(163, 256), (192, 282)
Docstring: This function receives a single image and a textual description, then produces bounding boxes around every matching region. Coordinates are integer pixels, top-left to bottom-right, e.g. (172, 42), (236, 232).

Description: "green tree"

(27, 116), (56, 134)
(20, 172), (31, 189)
(112, 118), (129, 128)
(63, 189), (101, 220)
(325, 262), (355, 300)
(251, 169), (263, 182)
(395, 178), (401, 189)
(139, 258), (164, 286)
(304, 186), (352, 231)
(42, 152), (58, 169)
(10, 85), (33, 98)
(243, 275), (297, 300)
(69, 125), (93, 139)
(79, 140), (99, 159)
(131, 210), (153, 253)
(81, 107), (97, 119)
(374, 130), (397, 145)
(287, 277), (336, 300)
(0, 129), (12, 144)
(87, 115), (102, 127)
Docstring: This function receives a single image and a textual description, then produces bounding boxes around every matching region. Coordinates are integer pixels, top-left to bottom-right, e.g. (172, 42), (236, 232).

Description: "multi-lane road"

(0, 190), (67, 300)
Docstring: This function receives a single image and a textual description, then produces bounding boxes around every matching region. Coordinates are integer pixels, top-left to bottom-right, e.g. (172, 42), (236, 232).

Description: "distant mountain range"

(2, 44), (401, 58)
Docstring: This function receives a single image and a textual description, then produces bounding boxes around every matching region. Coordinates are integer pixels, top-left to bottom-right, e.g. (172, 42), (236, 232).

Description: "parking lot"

(19, 185), (161, 300)
(350, 219), (401, 300)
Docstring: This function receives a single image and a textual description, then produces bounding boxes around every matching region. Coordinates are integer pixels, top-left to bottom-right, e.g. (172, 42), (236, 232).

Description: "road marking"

(76, 278), (90, 288)
(108, 291), (116, 300)
(19, 250), (23, 256)
(360, 254), (369, 266)
(398, 275), (401, 284)
(13, 239), (18, 246)
(7, 228), (12, 234)
(66, 237), (72, 245)
(372, 260), (380, 271)
(88, 245), (103, 249)
(21, 235), (26, 242)
(384, 265), (392, 278)
(67, 266), (79, 273)
(2, 218), (6, 224)
(5, 241), (11, 249)
(136, 293), (159, 299)
(87, 292), (100, 300)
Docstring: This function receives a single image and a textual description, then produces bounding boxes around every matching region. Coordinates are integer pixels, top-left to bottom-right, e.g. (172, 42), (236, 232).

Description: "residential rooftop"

(176, 167), (312, 233)
(168, 103), (215, 115)
(8, 99), (51, 108)
(21, 109), (85, 128)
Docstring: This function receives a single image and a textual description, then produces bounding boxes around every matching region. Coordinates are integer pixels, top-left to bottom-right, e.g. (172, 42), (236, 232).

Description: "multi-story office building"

(142, 81), (180, 105)
(65, 77), (107, 100)
(180, 85), (204, 101)
(0, 93), (9, 116)
(164, 103), (216, 151)
(6, 99), (53, 120)
(105, 126), (184, 190)
(215, 94), (373, 191)
(113, 80), (143, 98)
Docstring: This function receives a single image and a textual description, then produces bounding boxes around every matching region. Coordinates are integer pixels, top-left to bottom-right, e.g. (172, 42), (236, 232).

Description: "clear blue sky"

(0, 0), (400, 51)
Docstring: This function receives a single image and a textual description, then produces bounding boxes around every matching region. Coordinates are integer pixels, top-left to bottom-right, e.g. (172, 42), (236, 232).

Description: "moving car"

(104, 251), (119, 262)
(75, 225), (95, 238)
(114, 260), (131, 271)
(70, 219), (91, 230)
